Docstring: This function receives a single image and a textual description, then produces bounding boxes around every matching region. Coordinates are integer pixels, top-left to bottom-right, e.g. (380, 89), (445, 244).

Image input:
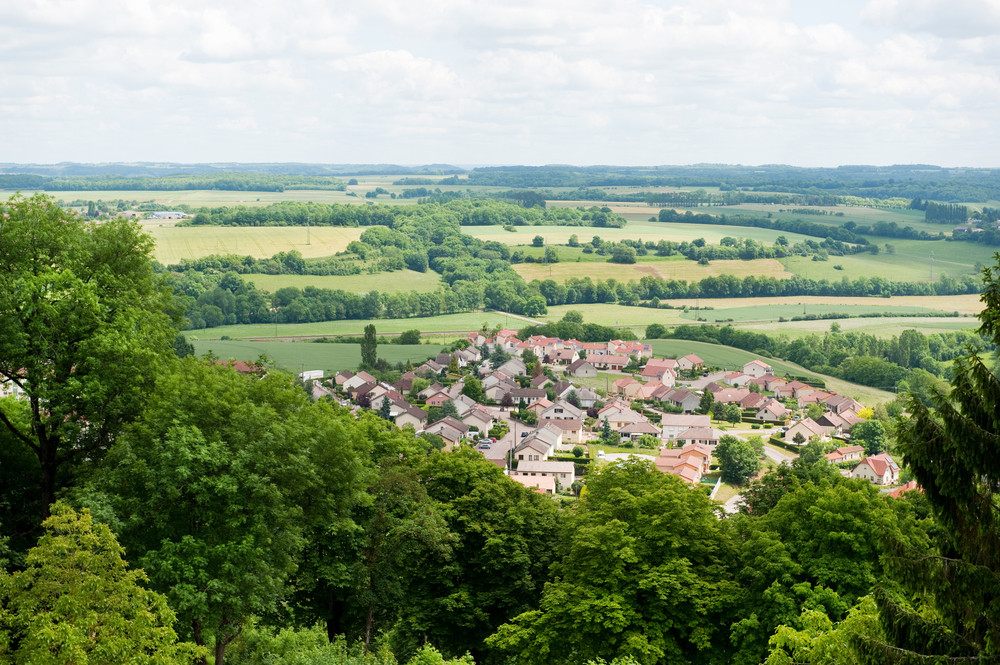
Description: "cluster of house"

(824, 445), (902, 485)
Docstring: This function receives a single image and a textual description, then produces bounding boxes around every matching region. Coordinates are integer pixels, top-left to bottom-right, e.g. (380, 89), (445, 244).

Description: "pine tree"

(698, 389), (714, 415)
(379, 396), (392, 421)
(854, 256), (1000, 664)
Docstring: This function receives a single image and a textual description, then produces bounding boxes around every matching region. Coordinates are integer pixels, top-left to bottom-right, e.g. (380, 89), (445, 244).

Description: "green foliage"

(0, 503), (203, 664)
(716, 435), (761, 485)
(698, 390), (715, 415)
(361, 325), (378, 368)
(572, 446), (585, 458)
(0, 193), (179, 518)
(90, 358), (363, 663)
(397, 330), (421, 345)
(850, 420), (887, 456)
(486, 458), (738, 665)
(764, 596), (881, 665)
(461, 376), (485, 403)
(723, 403), (743, 425)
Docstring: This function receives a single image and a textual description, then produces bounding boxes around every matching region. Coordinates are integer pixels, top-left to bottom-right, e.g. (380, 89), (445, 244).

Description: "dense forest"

(4, 192), (1000, 665)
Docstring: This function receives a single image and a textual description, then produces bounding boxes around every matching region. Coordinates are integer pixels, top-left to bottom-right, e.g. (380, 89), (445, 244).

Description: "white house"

(742, 359), (773, 378)
(851, 454), (900, 485)
(514, 460), (576, 488)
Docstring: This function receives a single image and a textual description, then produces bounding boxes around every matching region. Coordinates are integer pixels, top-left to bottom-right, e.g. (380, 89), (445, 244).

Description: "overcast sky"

(2, 0), (998, 167)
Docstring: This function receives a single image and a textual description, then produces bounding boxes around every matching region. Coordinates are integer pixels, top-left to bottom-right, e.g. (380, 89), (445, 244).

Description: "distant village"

(292, 329), (899, 495)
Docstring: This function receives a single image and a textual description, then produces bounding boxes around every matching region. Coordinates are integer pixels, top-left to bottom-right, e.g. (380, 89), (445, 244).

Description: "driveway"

(681, 371), (730, 390)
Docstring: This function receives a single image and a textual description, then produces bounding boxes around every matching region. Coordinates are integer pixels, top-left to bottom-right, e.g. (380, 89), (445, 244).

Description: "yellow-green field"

(466, 220), (822, 247)
(1, 189), (366, 209)
(514, 258), (791, 284)
(736, 317), (980, 339)
(149, 225), (365, 264)
(244, 271), (444, 294)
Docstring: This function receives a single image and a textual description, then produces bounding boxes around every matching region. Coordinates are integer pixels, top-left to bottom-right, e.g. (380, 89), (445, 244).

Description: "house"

(677, 354), (704, 371)
(497, 358), (528, 378)
(548, 349), (578, 365)
(419, 382), (445, 400)
(350, 382), (376, 401)
(817, 411), (852, 435)
(613, 341), (653, 358)
(666, 389), (701, 414)
(575, 388), (601, 408)
(852, 454), (900, 485)
(890, 480), (920, 498)
(675, 427), (725, 447)
(723, 372), (750, 387)
(599, 408), (646, 430)
(552, 381), (576, 399)
(538, 418), (586, 444)
(826, 394), (864, 415)
(485, 381), (519, 403)
(417, 360), (444, 376)
(783, 418), (828, 444)
(510, 388), (547, 406)
(395, 406), (428, 430)
(343, 371), (377, 392)
(764, 376), (788, 392)
(739, 392), (767, 410)
(530, 375), (553, 390)
(638, 381), (666, 400)
(335, 370), (354, 387)
(660, 414), (711, 441)
(514, 434), (554, 461)
(619, 421), (662, 441)
(655, 444), (713, 485)
(642, 363), (675, 381)
(463, 407), (495, 434)
(612, 376), (642, 397)
(425, 391), (451, 407)
(514, 460), (576, 487)
(526, 397), (553, 417)
(742, 359), (773, 378)
(586, 354), (629, 371)
(510, 474), (557, 495)
(566, 358), (597, 378)
(541, 400), (584, 421)
(711, 386), (751, 404)
(425, 416), (471, 448)
(452, 394), (478, 416)
(825, 445), (865, 463)
(756, 400), (789, 422)
(774, 381), (811, 399)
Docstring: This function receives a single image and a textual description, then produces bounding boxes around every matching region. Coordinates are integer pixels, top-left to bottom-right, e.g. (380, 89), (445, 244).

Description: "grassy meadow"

(246, 271), (444, 294)
(192, 340), (447, 374)
(646, 339), (895, 404)
(188, 311), (521, 340)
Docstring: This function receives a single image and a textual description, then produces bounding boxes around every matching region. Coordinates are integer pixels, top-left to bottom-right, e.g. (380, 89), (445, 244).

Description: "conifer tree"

(856, 255), (1000, 664)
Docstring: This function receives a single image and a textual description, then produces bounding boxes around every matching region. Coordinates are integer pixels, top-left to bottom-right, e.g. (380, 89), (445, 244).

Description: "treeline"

(0, 173), (347, 192)
(177, 199), (627, 229)
(925, 201), (969, 222)
(465, 164), (1000, 201)
(165, 250), (363, 276)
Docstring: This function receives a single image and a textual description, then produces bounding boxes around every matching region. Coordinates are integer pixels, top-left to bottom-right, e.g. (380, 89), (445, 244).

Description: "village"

(301, 329), (902, 499)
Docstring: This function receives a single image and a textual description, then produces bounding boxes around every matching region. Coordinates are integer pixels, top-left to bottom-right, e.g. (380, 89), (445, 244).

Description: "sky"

(2, 0), (999, 167)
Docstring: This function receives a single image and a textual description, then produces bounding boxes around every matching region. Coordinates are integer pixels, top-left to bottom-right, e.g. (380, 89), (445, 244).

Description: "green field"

(464, 220), (823, 248)
(645, 339), (894, 404)
(680, 303), (934, 322)
(515, 258), (790, 284)
(188, 311), (522, 340)
(191, 340), (447, 373)
(245, 271), (444, 294)
(736, 317), (980, 339)
(782, 238), (995, 281)
(149, 225), (365, 264)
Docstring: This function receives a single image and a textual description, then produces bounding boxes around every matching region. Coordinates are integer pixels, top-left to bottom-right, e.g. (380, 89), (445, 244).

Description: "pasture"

(191, 340), (446, 374)
(680, 303), (938, 322)
(645, 339), (894, 404)
(513, 258), (790, 284)
(187, 311), (520, 340)
(736, 317), (980, 339)
(246, 270), (444, 295)
(149, 225), (365, 264)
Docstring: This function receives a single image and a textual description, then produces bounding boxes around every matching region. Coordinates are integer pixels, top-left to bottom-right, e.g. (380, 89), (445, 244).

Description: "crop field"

(186, 311), (521, 340)
(149, 225), (365, 264)
(463, 220), (822, 248)
(680, 303), (936, 322)
(514, 258), (790, 284)
(656, 294), (985, 316)
(2, 189), (366, 209)
(191, 340), (446, 374)
(736, 317), (980, 339)
(645, 339), (894, 404)
(246, 270), (444, 294)
(782, 239), (995, 282)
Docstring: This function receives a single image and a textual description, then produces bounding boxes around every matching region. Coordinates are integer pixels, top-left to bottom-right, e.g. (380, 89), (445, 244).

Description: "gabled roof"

(566, 359), (594, 373)
(619, 421), (661, 435)
(792, 418), (826, 437)
(682, 354), (704, 364)
(858, 453), (899, 477)
(744, 359), (771, 369)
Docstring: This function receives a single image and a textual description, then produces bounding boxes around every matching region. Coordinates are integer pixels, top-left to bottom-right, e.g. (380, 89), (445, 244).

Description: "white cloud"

(0, 0), (996, 165)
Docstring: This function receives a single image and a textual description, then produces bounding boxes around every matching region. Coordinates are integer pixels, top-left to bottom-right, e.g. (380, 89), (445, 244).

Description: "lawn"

(191, 340), (447, 374)
(186, 311), (518, 340)
(514, 258), (790, 284)
(245, 270), (444, 294)
(149, 225), (365, 264)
